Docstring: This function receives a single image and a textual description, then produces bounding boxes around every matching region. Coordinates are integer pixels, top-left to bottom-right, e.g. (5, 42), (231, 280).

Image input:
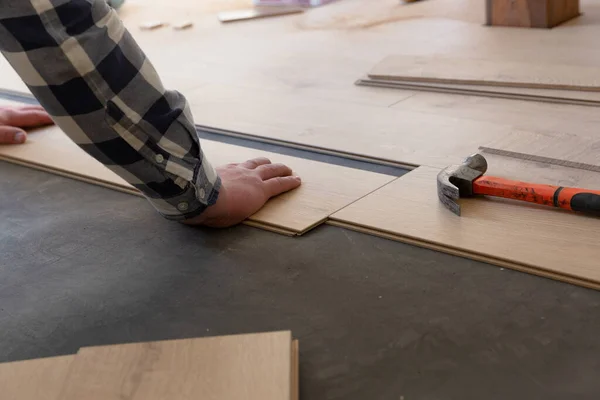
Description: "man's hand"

(0, 105), (54, 144)
(184, 157), (302, 228)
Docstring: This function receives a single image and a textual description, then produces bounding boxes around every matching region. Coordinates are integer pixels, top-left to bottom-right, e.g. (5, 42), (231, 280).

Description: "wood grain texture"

(0, 355), (75, 400)
(368, 54), (600, 91)
(480, 130), (600, 172)
(0, 100), (393, 234)
(489, 0), (538, 27)
(392, 91), (600, 140)
(331, 154), (600, 289)
(356, 78), (600, 107)
(187, 83), (513, 169)
(548, 0), (581, 26)
(488, 0), (580, 28)
(59, 331), (294, 400)
(290, 340), (299, 400)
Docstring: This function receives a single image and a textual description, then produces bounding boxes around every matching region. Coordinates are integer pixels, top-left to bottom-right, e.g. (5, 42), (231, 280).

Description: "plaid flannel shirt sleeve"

(0, 0), (221, 220)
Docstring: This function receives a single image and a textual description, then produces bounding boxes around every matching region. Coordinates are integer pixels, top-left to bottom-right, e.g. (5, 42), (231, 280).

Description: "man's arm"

(0, 0), (300, 224)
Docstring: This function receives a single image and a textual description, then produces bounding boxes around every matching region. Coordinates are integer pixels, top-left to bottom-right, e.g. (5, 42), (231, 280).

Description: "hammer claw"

(436, 153), (487, 216)
(437, 182), (461, 216)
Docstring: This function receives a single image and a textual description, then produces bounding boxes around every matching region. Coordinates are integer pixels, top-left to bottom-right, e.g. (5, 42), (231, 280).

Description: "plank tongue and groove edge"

(0, 100), (394, 235)
(58, 331), (297, 400)
(367, 54), (600, 91)
(329, 154), (600, 290)
(0, 355), (75, 400)
(479, 130), (600, 172)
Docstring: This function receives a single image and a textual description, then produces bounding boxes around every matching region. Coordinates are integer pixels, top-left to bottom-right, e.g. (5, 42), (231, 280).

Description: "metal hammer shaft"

(473, 176), (600, 215)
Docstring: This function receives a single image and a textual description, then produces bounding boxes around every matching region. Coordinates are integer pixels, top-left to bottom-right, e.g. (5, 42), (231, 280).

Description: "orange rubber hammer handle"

(472, 176), (600, 215)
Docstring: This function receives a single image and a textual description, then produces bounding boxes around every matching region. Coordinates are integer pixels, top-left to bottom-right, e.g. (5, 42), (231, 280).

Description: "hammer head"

(437, 153), (488, 216)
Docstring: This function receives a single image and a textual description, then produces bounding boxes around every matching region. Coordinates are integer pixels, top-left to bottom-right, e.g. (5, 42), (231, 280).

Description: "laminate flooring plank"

(479, 130), (600, 172)
(187, 83), (514, 169)
(326, 219), (600, 291)
(0, 355), (75, 400)
(0, 124), (134, 192)
(357, 78), (600, 106)
(368, 54), (600, 91)
(393, 91), (600, 140)
(199, 140), (395, 233)
(0, 100), (394, 234)
(290, 340), (299, 400)
(330, 154), (600, 289)
(58, 331), (294, 400)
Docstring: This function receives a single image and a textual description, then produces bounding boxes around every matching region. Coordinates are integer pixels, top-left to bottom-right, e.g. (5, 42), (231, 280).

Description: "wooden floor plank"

(480, 130), (600, 172)
(0, 355), (75, 400)
(326, 219), (600, 291)
(357, 78), (600, 106)
(187, 83), (513, 169)
(0, 100), (394, 235)
(368, 54), (600, 91)
(330, 154), (600, 289)
(58, 331), (294, 400)
(199, 140), (396, 233)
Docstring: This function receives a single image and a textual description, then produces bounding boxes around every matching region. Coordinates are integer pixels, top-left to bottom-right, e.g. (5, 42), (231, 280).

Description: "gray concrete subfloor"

(1, 161), (600, 400)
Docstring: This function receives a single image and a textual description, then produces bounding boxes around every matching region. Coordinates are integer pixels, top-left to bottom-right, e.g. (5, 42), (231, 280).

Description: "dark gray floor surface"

(1, 161), (600, 399)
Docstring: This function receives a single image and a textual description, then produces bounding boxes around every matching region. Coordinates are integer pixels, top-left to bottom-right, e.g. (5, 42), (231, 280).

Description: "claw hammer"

(437, 153), (600, 216)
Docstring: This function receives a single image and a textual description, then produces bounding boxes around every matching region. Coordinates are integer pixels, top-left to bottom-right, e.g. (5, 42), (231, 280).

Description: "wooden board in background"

(368, 54), (600, 91)
(58, 331), (296, 400)
(218, 7), (303, 23)
(330, 154), (600, 290)
(391, 91), (600, 140)
(486, 0), (581, 28)
(0, 355), (75, 400)
(356, 78), (600, 107)
(480, 130), (600, 172)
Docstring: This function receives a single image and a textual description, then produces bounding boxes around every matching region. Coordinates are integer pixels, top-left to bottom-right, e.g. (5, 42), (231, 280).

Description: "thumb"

(0, 126), (26, 144)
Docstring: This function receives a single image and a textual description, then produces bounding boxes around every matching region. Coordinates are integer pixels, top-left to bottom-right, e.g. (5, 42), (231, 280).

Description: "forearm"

(0, 0), (219, 220)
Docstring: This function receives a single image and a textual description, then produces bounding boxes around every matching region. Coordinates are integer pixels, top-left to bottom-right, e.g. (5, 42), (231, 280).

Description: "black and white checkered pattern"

(0, 0), (220, 220)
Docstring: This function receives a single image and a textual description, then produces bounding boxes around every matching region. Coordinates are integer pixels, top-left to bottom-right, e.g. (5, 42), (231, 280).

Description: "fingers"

(0, 107), (53, 128)
(0, 126), (26, 144)
(240, 157), (271, 169)
(257, 163), (292, 181)
(263, 175), (302, 198)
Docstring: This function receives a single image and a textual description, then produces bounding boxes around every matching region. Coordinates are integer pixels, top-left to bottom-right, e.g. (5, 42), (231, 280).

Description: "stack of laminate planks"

(358, 54), (600, 106)
(0, 331), (299, 400)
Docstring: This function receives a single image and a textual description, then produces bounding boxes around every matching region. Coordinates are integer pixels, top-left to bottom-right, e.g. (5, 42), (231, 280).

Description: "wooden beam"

(486, 0), (580, 28)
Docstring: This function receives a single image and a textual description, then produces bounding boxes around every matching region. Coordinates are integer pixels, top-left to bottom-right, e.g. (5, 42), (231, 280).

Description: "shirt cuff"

(145, 166), (222, 221)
